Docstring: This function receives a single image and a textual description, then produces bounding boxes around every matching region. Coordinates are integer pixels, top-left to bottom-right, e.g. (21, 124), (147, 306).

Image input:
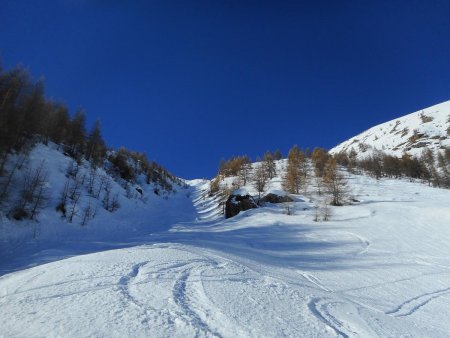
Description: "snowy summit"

(331, 100), (450, 159)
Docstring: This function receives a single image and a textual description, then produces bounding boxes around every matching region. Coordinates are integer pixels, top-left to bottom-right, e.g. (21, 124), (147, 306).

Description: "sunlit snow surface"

(1, 175), (450, 337)
(331, 100), (450, 159)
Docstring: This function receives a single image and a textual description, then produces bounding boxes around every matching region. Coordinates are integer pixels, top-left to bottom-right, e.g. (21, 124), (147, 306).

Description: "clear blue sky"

(1, 0), (450, 178)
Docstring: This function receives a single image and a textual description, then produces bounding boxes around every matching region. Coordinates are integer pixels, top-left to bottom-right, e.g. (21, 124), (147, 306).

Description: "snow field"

(1, 163), (450, 336)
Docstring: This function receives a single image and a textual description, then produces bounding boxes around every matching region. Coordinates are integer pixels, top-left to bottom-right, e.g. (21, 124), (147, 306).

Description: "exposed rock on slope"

(330, 100), (450, 158)
(225, 193), (257, 218)
(259, 192), (293, 204)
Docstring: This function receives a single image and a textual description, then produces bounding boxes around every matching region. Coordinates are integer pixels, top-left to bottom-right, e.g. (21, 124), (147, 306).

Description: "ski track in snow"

(117, 261), (149, 310)
(386, 286), (450, 317)
(2, 175), (450, 337)
(345, 232), (371, 255)
(308, 298), (351, 338)
(172, 267), (222, 338)
(297, 271), (331, 292)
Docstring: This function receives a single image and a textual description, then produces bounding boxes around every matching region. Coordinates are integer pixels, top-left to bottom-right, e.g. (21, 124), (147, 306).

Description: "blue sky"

(1, 0), (450, 178)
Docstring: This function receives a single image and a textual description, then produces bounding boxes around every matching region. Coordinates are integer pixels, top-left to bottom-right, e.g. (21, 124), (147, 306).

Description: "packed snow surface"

(2, 174), (450, 337)
(330, 100), (450, 158)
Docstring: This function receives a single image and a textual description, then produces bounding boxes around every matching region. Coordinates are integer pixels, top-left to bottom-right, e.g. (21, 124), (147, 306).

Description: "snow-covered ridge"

(330, 100), (450, 158)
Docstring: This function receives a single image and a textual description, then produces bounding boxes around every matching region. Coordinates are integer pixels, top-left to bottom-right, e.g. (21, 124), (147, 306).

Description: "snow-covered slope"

(2, 163), (450, 337)
(0, 143), (187, 272)
(330, 100), (450, 158)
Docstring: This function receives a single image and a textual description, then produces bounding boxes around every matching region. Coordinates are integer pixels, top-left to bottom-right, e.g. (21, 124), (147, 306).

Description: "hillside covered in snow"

(0, 65), (186, 273)
(330, 100), (450, 159)
(0, 143), (188, 272)
(2, 158), (450, 337)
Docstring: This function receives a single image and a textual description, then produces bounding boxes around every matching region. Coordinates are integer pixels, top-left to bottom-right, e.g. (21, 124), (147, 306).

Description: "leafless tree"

(314, 175), (324, 195)
(263, 151), (277, 180)
(102, 178), (120, 212)
(314, 199), (332, 222)
(285, 202), (294, 215)
(66, 172), (84, 223)
(322, 199), (331, 221)
(96, 174), (109, 198)
(253, 164), (268, 199)
(57, 178), (70, 216)
(69, 173), (83, 201)
(67, 185), (81, 223)
(66, 159), (79, 178)
(324, 159), (348, 206)
(13, 160), (48, 220)
(0, 154), (26, 205)
(87, 167), (97, 195)
(238, 162), (252, 186)
(81, 198), (97, 226)
(313, 202), (320, 222)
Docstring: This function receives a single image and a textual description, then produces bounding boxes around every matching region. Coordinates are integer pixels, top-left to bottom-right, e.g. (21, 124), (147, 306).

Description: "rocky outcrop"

(259, 193), (293, 205)
(225, 194), (257, 219)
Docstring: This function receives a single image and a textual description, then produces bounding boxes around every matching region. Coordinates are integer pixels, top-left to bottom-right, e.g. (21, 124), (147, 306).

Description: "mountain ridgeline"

(209, 102), (450, 216)
(330, 101), (450, 187)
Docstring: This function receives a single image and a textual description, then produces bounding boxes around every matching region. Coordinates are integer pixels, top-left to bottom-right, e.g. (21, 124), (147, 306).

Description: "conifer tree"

(273, 149), (283, 160)
(323, 158), (348, 206)
(20, 80), (46, 144)
(400, 153), (424, 179)
(437, 150), (450, 187)
(382, 154), (402, 178)
(282, 145), (307, 194)
(85, 120), (106, 167)
(42, 102), (70, 146)
(66, 109), (87, 158)
(420, 149), (439, 186)
(311, 147), (330, 177)
(263, 151), (277, 180)
(218, 155), (250, 177)
(0, 66), (30, 159)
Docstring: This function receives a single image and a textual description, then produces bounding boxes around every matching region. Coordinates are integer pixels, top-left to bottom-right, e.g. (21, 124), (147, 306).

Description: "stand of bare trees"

(11, 161), (48, 220)
(314, 199), (332, 222)
(57, 161), (123, 224)
(1, 64), (181, 226)
(0, 154), (26, 206)
(334, 147), (450, 188)
(218, 156), (251, 177)
(0, 65), (108, 168)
